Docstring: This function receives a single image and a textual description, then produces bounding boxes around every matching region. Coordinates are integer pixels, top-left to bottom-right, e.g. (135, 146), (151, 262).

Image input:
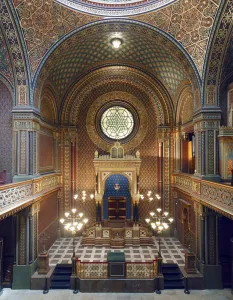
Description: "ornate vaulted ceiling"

(55, 0), (177, 16)
(36, 22), (196, 102)
(12, 0), (220, 82)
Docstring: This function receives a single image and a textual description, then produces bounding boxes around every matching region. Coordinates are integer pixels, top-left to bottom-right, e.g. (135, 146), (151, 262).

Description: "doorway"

(103, 174), (131, 220)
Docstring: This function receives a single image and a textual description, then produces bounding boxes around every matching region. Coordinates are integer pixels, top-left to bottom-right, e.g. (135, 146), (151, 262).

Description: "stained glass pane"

(101, 106), (134, 140)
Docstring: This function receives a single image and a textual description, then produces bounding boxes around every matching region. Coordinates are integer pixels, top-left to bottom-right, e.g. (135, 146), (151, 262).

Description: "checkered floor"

(49, 237), (186, 266)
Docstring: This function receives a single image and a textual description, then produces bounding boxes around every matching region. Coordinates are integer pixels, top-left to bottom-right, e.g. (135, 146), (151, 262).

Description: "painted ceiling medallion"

(55, 0), (177, 17)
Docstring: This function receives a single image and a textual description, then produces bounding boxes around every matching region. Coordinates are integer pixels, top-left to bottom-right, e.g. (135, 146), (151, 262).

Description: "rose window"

(101, 106), (134, 140)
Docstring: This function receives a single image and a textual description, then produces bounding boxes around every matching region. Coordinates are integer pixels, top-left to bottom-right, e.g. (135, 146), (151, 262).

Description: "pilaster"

(157, 126), (171, 212)
(61, 127), (77, 212)
(173, 128), (182, 173)
(12, 203), (40, 289)
(193, 109), (221, 182)
(12, 111), (40, 182)
(196, 206), (222, 289)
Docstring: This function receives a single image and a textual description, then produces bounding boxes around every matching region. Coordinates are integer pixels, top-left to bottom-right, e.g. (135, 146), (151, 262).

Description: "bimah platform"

(107, 252), (126, 278)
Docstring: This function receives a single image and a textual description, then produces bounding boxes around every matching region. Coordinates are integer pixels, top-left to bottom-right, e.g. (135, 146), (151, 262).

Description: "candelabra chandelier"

(60, 209), (88, 257)
(73, 191), (94, 202)
(140, 191), (161, 202)
(145, 207), (173, 257)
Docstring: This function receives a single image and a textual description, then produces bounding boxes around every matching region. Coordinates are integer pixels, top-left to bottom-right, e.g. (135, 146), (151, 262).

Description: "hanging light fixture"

(111, 38), (122, 49)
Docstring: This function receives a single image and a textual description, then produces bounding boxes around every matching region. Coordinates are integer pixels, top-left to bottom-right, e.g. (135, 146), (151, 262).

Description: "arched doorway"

(103, 174), (131, 221)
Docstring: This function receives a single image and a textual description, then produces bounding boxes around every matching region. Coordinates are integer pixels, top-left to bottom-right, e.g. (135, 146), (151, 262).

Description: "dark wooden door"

(108, 197), (126, 220)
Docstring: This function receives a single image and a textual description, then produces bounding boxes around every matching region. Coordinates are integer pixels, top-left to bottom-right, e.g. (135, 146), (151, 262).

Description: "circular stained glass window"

(101, 106), (134, 140)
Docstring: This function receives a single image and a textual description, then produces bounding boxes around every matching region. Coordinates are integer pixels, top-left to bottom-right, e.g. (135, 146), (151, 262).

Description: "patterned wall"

(176, 191), (196, 254)
(0, 29), (13, 84)
(74, 77), (158, 221)
(39, 134), (54, 172)
(103, 174), (131, 219)
(0, 81), (12, 183)
(38, 191), (58, 253)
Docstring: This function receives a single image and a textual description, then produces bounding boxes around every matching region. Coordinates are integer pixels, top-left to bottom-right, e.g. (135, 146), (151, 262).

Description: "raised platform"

(82, 223), (153, 248)
(49, 237), (186, 266)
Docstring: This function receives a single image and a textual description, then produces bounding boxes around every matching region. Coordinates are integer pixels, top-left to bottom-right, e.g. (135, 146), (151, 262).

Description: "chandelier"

(145, 207), (173, 257)
(73, 191), (94, 202)
(140, 192), (161, 202)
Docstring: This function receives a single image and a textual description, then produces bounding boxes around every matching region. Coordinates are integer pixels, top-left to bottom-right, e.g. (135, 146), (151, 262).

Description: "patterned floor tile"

(48, 237), (186, 266)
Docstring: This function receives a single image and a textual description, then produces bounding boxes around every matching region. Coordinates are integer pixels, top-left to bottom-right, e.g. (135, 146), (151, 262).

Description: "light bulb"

(74, 194), (78, 200)
(83, 218), (88, 224)
(149, 197), (153, 201)
(65, 212), (69, 218)
(79, 213), (84, 218)
(157, 208), (162, 213)
(150, 212), (155, 217)
(60, 218), (65, 224)
(72, 208), (77, 214)
(140, 194), (144, 199)
(151, 222), (156, 229)
(77, 223), (83, 230)
(111, 38), (122, 49)
(73, 222), (78, 226)
(164, 212), (168, 217)
(168, 218), (174, 223)
(90, 194), (94, 199)
(156, 221), (161, 226)
(70, 226), (75, 232)
(145, 218), (150, 223)
(158, 225), (163, 231)
(163, 222), (169, 229)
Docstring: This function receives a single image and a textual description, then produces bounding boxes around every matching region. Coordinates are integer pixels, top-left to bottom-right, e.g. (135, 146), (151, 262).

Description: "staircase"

(161, 263), (184, 289)
(50, 264), (72, 289)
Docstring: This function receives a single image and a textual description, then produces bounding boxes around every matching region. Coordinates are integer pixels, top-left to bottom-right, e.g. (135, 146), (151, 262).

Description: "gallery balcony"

(0, 173), (62, 220)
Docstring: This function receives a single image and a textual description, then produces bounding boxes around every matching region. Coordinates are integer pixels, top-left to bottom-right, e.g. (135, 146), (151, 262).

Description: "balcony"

(0, 173), (62, 220)
(172, 173), (233, 219)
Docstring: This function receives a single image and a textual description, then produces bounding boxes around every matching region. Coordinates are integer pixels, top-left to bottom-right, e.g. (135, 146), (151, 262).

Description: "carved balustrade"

(173, 173), (233, 219)
(76, 260), (156, 279)
(0, 173), (62, 220)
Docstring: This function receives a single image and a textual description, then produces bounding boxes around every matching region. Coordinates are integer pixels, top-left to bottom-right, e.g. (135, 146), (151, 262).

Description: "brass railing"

(173, 173), (233, 218)
(76, 259), (159, 279)
(0, 173), (62, 219)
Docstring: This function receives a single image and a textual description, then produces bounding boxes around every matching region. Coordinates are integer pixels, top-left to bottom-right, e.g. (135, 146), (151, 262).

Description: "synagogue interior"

(0, 0), (233, 294)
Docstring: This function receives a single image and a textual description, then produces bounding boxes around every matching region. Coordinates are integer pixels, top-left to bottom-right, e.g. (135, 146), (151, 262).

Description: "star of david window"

(101, 106), (134, 140)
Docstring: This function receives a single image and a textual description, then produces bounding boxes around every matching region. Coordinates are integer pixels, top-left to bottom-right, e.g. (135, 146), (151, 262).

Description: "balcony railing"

(172, 173), (233, 218)
(0, 173), (62, 220)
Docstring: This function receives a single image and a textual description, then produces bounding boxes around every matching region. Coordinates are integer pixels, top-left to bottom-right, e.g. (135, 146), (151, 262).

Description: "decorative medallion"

(86, 91), (148, 152)
(101, 106), (134, 140)
(55, 0), (176, 16)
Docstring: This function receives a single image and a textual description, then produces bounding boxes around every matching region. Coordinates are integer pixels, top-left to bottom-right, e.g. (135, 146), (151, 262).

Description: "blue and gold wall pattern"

(103, 174), (131, 220)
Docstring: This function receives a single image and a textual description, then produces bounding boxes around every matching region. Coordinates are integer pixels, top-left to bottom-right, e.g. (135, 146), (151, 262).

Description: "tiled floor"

(1, 289), (232, 300)
(49, 237), (186, 266)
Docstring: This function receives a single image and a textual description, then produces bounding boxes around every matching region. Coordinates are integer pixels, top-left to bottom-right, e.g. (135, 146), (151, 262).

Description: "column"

(193, 109), (221, 182)
(197, 206), (222, 289)
(157, 126), (171, 212)
(61, 127), (77, 212)
(12, 112), (40, 182)
(174, 128), (182, 173)
(12, 203), (40, 289)
(53, 131), (61, 173)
